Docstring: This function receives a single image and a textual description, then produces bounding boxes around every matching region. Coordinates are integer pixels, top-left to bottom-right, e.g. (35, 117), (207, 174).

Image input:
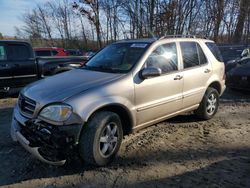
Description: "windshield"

(83, 42), (149, 73)
(239, 58), (250, 65)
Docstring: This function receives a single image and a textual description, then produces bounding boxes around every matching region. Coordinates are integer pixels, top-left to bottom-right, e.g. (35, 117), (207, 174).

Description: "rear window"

(206, 42), (223, 62)
(35, 50), (52, 56)
(7, 44), (30, 60)
(0, 45), (6, 60)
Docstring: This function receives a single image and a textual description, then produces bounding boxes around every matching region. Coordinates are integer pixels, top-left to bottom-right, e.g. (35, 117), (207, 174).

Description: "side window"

(180, 42), (207, 68)
(205, 42), (223, 62)
(145, 42), (178, 74)
(180, 42), (199, 68)
(0, 45), (6, 60)
(7, 44), (30, 60)
(197, 44), (207, 65)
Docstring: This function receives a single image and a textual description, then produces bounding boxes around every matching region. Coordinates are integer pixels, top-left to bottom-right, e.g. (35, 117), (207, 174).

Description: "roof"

(115, 38), (157, 44)
(114, 36), (214, 44)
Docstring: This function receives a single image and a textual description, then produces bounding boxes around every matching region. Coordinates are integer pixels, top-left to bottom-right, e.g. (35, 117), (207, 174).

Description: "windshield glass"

(239, 58), (250, 65)
(83, 42), (149, 73)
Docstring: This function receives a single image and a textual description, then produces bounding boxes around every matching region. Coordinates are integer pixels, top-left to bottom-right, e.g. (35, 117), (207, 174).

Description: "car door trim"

(0, 74), (37, 79)
(0, 76), (12, 79)
(134, 104), (200, 131)
(136, 94), (182, 112)
(13, 74), (37, 78)
(183, 87), (204, 98)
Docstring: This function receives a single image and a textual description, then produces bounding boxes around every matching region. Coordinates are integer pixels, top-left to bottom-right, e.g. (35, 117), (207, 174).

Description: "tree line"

(15, 0), (250, 50)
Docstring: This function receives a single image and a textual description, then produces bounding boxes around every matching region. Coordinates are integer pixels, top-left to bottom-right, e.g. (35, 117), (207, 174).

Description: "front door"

(135, 42), (183, 126)
(6, 43), (38, 88)
(0, 43), (13, 90)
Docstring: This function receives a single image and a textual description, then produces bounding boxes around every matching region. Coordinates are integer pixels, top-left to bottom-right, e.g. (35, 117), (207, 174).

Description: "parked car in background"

(226, 57), (250, 91)
(0, 40), (86, 96)
(241, 48), (250, 58)
(11, 36), (225, 166)
(225, 47), (250, 72)
(66, 49), (83, 56)
(218, 44), (246, 63)
(34, 47), (69, 57)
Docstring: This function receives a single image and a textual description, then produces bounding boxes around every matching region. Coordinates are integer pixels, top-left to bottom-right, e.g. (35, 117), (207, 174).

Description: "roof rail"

(158, 34), (208, 40)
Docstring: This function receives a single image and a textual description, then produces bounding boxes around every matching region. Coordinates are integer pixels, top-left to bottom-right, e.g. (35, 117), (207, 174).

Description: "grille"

(18, 94), (36, 117)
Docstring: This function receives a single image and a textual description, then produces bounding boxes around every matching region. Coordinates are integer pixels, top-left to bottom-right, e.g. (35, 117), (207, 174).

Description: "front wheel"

(79, 111), (123, 166)
(195, 87), (219, 120)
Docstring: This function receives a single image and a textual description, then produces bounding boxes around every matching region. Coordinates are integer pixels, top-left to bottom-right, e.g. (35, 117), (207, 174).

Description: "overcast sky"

(0, 0), (50, 36)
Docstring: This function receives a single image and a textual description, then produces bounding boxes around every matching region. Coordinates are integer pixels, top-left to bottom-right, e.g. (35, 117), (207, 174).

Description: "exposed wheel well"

(208, 82), (221, 94)
(90, 105), (133, 135)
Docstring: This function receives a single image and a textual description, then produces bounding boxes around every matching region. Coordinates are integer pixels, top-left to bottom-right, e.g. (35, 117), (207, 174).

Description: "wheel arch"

(85, 103), (134, 136)
(207, 81), (221, 94)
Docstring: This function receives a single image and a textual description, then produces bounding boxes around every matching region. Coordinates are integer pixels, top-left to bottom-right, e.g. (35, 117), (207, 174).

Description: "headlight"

(39, 104), (72, 122)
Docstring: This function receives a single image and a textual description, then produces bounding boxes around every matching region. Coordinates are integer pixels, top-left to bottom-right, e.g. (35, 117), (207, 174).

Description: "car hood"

(22, 69), (123, 103)
(229, 63), (250, 76)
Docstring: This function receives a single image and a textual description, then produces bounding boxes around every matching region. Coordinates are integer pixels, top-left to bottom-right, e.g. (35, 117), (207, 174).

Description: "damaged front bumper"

(11, 106), (82, 166)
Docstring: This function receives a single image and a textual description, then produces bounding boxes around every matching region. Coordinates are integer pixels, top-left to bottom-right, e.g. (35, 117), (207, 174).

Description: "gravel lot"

(0, 89), (250, 188)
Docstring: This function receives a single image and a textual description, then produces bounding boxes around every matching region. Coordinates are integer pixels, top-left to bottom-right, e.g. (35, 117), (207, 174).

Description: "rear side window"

(206, 42), (223, 62)
(0, 45), (6, 60)
(8, 44), (30, 60)
(180, 42), (207, 68)
(197, 44), (207, 65)
(35, 50), (52, 56)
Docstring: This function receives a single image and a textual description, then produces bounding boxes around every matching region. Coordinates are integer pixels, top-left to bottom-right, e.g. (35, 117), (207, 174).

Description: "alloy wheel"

(99, 122), (118, 158)
(206, 93), (217, 115)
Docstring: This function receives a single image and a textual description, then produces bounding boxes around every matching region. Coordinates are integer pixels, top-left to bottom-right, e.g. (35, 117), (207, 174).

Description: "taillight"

(223, 73), (226, 80)
(221, 67), (225, 80)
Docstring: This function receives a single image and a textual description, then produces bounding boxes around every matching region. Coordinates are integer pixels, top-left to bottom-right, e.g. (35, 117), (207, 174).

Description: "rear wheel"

(195, 87), (219, 120)
(79, 111), (123, 166)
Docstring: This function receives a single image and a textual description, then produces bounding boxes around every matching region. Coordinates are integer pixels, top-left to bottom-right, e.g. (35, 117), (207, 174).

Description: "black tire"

(195, 87), (219, 120)
(79, 111), (123, 166)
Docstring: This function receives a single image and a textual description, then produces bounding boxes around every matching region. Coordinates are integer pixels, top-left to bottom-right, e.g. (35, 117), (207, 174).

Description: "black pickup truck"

(0, 40), (86, 96)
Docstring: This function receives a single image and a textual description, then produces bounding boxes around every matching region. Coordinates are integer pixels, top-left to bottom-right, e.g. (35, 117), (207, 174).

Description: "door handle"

(204, 69), (211, 73)
(174, 75), (183, 80)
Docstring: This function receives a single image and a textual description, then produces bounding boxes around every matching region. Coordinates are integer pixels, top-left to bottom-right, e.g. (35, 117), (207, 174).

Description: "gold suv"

(11, 36), (226, 166)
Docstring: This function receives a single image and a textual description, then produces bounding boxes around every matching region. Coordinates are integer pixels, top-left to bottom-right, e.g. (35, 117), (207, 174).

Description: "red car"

(33, 47), (69, 57)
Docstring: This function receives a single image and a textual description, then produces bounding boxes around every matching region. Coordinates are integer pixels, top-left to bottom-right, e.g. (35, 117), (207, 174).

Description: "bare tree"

(233, 0), (250, 42)
(15, 0), (250, 48)
(73, 0), (102, 48)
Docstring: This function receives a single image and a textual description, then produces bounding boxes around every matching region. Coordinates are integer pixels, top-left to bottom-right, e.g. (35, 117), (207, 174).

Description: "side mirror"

(241, 49), (249, 58)
(140, 67), (162, 79)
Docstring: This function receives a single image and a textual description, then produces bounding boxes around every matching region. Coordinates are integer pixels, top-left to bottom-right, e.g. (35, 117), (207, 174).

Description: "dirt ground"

(0, 89), (250, 188)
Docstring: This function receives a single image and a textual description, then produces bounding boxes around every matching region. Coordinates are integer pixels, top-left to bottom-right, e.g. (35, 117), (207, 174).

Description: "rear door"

(6, 42), (38, 87)
(180, 41), (212, 109)
(0, 43), (13, 89)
